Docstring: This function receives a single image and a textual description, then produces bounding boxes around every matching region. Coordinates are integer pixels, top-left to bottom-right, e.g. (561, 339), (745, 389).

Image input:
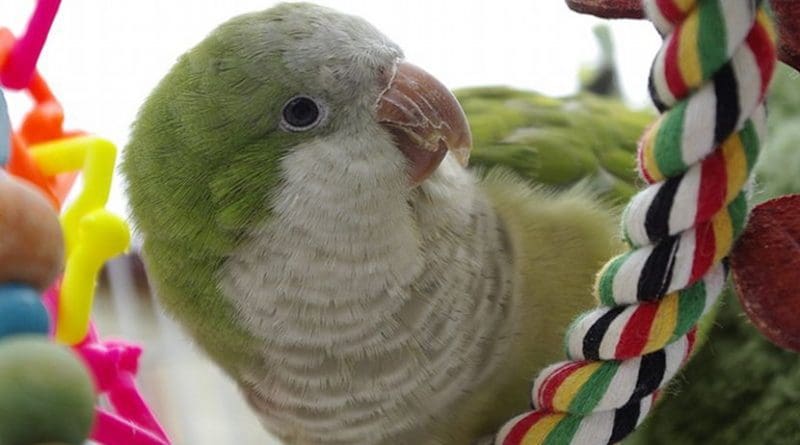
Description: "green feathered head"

(123, 2), (471, 254)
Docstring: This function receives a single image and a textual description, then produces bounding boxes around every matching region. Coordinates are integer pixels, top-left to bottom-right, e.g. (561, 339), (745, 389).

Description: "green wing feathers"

(458, 87), (652, 204)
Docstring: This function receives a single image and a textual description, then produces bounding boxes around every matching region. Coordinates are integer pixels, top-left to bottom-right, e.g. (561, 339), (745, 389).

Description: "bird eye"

(281, 96), (324, 131)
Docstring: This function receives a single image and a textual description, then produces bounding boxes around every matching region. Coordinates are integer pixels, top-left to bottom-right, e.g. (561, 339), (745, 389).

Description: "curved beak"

(376, 61), (472, 185)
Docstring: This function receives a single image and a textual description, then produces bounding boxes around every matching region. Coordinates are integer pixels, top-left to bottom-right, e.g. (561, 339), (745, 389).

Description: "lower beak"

(376, 61), (472, 185)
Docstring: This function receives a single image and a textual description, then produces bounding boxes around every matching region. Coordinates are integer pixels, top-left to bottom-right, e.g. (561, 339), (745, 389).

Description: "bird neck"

(221, 151), (515, 441)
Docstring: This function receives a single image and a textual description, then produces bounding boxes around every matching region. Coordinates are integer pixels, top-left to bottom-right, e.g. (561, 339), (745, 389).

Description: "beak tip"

(452, 146), (471, 167)
(377, 61), (472, 182)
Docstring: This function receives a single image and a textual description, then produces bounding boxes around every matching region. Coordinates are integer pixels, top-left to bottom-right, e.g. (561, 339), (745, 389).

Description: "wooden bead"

(731, 194), (800, 352)
(0, 175), (64, 290)
(565, 0), (800, 72)
(0, 284), (50, 339)
(0, 336), (95, 445)
(772, 0), (800, 74)
(565, 0), (644, 19)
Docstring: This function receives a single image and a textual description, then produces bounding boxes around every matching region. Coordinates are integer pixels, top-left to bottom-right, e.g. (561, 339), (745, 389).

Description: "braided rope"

(494, 1), (776, 443)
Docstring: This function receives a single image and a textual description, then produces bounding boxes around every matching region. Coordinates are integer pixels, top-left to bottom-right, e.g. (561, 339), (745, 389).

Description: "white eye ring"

(280, 95), (327, 132)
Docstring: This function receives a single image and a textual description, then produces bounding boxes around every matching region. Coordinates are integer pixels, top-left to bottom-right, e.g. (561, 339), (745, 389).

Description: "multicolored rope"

(494, 1), (776, 443)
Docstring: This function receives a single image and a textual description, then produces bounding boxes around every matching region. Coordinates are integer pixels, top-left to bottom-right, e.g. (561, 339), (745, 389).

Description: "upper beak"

(376, 61), (472, 185)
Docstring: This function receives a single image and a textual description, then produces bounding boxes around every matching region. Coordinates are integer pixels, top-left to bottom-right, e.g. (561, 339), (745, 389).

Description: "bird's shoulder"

(479, 168), (623, 363)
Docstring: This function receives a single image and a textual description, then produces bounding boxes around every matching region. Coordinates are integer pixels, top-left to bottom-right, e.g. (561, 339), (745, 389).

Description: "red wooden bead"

(731, 194), (800, 352)
(564, 0), (800, 72)
(772, 0), (800, 74)
(565, 0), (644, 19)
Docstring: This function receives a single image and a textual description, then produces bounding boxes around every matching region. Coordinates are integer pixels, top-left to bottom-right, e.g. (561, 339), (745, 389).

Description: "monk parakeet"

(122, 3), (654, 444)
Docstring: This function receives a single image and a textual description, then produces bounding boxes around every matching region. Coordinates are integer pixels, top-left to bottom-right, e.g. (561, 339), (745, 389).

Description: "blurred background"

(0, 2), (662, 444)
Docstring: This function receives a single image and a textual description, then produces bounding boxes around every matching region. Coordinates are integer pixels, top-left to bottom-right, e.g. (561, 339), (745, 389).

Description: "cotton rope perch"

(494, 1), (777, 444)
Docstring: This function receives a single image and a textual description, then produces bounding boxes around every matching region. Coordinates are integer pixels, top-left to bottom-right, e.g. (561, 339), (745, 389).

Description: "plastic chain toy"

(495, 1), (776, 444)
(0, 1), (171, 444)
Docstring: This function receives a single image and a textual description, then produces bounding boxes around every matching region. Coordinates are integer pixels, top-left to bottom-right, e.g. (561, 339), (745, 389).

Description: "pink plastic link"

(44, 285), (171, 445)
(0, 0), (61, 89)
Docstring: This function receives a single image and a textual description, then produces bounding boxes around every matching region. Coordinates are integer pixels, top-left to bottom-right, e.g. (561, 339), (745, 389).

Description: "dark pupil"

(283, 97), (319, 128)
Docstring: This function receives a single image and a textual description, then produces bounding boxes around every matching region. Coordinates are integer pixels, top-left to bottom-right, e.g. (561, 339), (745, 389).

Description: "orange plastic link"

(0, 26), (78, 209)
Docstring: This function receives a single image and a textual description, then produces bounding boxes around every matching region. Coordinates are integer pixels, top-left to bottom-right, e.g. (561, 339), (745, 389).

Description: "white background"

(0, 0), (660, 216)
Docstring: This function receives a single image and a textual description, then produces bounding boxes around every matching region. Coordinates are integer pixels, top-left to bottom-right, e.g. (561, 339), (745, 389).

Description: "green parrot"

(122, 3), (653, 444)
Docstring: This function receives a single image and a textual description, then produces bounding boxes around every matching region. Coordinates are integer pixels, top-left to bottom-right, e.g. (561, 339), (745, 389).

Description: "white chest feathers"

(221, 142), (514, 444)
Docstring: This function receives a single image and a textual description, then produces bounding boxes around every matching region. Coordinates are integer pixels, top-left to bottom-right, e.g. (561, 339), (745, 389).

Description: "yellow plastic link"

(29, 135), (131, 345)
(57, 209), (129, 344)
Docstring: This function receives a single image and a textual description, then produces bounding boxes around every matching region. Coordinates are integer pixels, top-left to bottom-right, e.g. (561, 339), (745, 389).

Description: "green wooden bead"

(0, 336), (95, 445)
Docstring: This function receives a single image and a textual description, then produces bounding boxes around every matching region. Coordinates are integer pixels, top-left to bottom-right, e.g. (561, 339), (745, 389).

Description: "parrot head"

(125, 2), (472, 249)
